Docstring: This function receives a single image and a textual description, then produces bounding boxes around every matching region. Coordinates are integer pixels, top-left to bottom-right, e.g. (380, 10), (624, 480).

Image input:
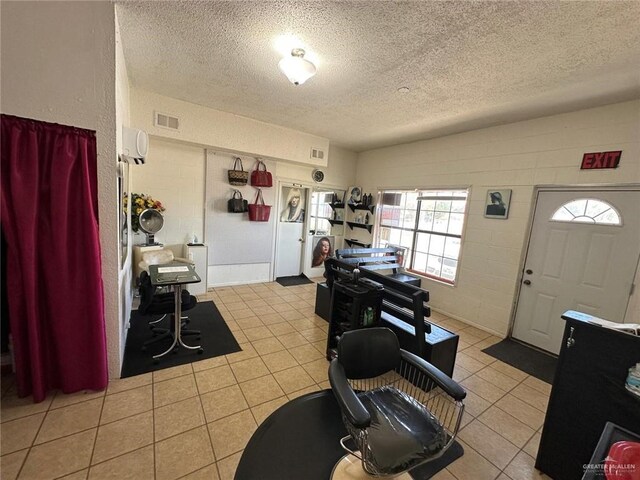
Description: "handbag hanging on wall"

(228, 157), (249, 186)
(250, 159), (273, 187)
(227, 189), (248, 213)
(248, 188), (271, 221)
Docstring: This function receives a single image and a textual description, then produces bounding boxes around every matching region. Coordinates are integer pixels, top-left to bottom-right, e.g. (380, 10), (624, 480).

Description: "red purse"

(251, 159), (273, 187)
(248, 188), (271, 222)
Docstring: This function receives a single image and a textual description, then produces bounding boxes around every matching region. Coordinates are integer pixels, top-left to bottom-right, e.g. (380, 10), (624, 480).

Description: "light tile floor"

(0, 280), (552, 480)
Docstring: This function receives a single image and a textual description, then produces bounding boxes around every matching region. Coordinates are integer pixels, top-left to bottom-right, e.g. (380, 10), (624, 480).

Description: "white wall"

(357, 100), (640, 336)
(1, 1), (121, 377)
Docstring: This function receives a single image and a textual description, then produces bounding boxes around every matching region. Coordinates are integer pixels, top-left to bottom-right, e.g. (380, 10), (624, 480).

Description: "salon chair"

(329, 327), (466, 478)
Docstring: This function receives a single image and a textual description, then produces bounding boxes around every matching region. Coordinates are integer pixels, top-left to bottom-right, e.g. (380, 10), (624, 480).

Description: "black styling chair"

(329, 327), (466, 478)
(138, 271), (199, 353)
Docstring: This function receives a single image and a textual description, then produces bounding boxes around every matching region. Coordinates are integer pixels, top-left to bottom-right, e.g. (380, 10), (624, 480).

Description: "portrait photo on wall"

(484, 189), (512, 219)
(347, 186), (362, 205)
(280, 187), (306, 222)
(311, 235), (335, 268)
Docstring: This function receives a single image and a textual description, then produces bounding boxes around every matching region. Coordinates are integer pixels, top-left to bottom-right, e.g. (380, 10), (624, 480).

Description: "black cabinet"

(536, 311), (640, 480)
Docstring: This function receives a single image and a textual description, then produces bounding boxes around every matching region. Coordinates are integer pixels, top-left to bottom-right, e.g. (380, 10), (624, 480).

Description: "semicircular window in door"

(550, 198), (621, 225)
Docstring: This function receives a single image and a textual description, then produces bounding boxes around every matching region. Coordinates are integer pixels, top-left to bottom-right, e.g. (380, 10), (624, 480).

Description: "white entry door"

(275, 185), (308, 278)
(512, 189), (640, 354)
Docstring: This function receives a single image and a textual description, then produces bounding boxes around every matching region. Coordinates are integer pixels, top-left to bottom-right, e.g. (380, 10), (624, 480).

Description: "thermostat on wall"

(312, 169), (325, 183)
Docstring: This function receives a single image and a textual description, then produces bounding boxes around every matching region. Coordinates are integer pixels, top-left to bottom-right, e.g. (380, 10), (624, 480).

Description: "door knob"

(523, 279), (531, 286)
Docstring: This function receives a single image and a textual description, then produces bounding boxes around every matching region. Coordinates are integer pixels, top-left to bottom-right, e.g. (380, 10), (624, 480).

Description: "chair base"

(330, 454), (412, 480)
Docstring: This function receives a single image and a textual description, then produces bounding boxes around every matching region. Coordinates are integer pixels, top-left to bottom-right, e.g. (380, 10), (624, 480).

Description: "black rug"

(482, 338), (557, 384)
(120, 301), (241, 378)
(235, 390), (463, 480)
(275, 273), (312, 287)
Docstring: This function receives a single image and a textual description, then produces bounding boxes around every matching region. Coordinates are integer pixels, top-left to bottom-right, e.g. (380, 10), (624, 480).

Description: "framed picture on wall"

(484, 189), (512, 219)
(347, 186), (362, 205)
(311, 235), (335, 268)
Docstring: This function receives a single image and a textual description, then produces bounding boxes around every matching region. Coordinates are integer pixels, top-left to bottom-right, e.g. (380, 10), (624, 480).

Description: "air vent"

(310, 147), (325, 160)
(154, 111), (180, 131)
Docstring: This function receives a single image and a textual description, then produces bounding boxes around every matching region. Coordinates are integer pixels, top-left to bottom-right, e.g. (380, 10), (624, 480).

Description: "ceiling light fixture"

(278, 48), (316, 86)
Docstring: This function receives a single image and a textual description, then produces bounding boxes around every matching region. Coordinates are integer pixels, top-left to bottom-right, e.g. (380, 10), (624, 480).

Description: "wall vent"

(154, 111), (180, 131)
(310, 147), (325, 160)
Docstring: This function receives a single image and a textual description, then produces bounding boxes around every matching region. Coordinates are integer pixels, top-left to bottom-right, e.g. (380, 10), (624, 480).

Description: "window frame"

(375, 188), (469, 285)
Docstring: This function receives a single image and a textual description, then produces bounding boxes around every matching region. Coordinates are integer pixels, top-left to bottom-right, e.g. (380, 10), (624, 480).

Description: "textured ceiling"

(116, 1), (640, 152)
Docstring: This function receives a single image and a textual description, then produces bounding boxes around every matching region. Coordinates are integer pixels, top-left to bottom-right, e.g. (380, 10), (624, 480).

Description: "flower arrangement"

(125, 193), (166, 232)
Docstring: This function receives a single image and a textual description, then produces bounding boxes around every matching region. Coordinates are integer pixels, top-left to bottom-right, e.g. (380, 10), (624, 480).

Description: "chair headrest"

(338, 327), (400, 379)
(140, 249), (175, 266)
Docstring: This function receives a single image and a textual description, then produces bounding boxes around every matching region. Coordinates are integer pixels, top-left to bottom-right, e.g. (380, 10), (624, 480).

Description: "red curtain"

(1, 114), (108, 402)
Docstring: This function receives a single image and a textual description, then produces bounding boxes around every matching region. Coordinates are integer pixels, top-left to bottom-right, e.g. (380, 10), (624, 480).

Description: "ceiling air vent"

(310, 147), (325, 160)
(154, 111), (180, 131)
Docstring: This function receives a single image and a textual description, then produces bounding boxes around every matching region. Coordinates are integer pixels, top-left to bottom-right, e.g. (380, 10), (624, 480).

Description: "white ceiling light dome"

(278, 48), (316, 85)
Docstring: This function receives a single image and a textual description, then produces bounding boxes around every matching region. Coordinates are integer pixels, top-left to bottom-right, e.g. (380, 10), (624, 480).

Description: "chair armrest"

(400, 350), (466, 401)
(173, 256), (195, 265)
(329, 360), (371, 429)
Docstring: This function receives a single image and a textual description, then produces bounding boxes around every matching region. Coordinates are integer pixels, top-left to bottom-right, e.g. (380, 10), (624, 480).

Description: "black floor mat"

(482, 338), (557, 384)
(275, 273), (313, 287)
(120, 300), (241, 378)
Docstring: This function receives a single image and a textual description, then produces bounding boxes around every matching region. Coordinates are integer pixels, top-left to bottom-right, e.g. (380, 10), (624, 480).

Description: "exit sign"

(581, 151), (622, 170)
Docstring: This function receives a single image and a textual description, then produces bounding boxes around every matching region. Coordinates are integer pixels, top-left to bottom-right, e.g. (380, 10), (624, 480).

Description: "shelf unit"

(346, 221), (372, 233)
(328, 219), (344, 226)
(329, 202), (345, 210)
(347, 204), (375, 213)
(345, 239), (371, 248)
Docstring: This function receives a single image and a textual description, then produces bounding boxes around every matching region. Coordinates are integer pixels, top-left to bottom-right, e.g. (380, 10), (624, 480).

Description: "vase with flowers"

(125, 193), (166, 233)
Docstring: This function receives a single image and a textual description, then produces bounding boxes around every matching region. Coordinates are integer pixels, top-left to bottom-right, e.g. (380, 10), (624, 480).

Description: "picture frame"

(347, 186), (362, 205)
(484, 189), (512, 219)
(311, 235), (335, 268)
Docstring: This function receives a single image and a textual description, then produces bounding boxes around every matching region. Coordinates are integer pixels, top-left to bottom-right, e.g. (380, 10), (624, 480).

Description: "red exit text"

(581, 151), (622, 170)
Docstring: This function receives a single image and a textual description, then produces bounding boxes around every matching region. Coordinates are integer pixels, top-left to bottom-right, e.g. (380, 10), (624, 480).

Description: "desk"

(148, 263), (202, 361)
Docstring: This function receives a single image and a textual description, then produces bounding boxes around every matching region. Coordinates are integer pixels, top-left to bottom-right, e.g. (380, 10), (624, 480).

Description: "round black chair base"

(330, 454), (412, 480)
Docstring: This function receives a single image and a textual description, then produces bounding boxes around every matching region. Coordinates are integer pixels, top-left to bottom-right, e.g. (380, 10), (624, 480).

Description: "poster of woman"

(311, 235), (334, 267)
(280, 187), (306, 222)
(484, 189), (512, 219)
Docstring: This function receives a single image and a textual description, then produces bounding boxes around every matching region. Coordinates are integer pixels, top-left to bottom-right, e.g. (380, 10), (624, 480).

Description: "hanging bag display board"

(227, 189), (248, 213)
(251, 159), (273, 187)
(248, 188), (271, 221)
(228, 157), (249, 186)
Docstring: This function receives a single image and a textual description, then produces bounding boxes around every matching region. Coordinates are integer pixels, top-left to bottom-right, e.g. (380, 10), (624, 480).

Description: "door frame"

(507, 184), (640, 339)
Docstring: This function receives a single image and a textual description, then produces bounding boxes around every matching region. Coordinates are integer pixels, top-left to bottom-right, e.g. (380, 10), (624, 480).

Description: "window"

(551, 199), (621, 225)
(308, 190), (335, 234)
(376, 189), (468, 284)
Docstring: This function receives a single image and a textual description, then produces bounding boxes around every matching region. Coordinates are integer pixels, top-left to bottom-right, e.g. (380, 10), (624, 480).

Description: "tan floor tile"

(459, 419), (519, 469)
(153, 374), (198, 408)
(476, 365), (521, 391)
(224, 301), (249, 312)
(301, 358), (330, 384)
(495, 394), (546, 430)
(200, 384), (248, 423)
(49, 389), (105, 410)
(216, 451), (242, 480)
(523, 431), (542, 459)
(192, 355), (228, 373)
(0, 448), (28, 480)
(180, 463), (220, 480)
(299, 327), (326, 342)
(462, 390), (492, 417)
(504, 450), (551, 480)
(155, 426), (215, 480)
(446, 439), (501, 480)
(230, 357), (269, 383)
(154, 396), (206, 441)
(106, 373), (152, 396)
(259, 313), (286, 326)
(455, 352), (486, 373)
(225, 320), (240, 332)
(272, 303), (296, 313)
(1, 413), (45, 454)
(278, 309), (305, 322)
(266, 322), (296, 336)
(250, 395), (289, 425)
(92, 410), (153, 464)
(474, 335), (503, 350)
(153, 364), (193, 383)
(261, 350), (299, 373)
(491, 361), (529, 381)
(511, 383), (549, 412)
(234, 316), (264, 329)
(288, 318), (317, 331)
(226, 344), (259, 364)
(0, 391), (52, 423)
(456, 329), (484, 345)
(36, 398), (102, 444)
(195, 364), (237, 394)
(243, 326), (273, 342)
(523, 376), (552, 396)
(239, 375), (285, 407)
(452, 365), (473, 382)
(88, 445), (154, 480)
(250, 336), (285, 355)
(278, 332), (309, 348)
(478, 405), (536, 448)
(461, 326), (492, 341)
(20, 429), (96, 480)
(100, 385), (152, 425)
(460, 375), (507, 403)
(317, 380), (331, 390)
(273, 366), (315, 394)
(429, 468), (457, 479)
(58, 469), (88, 479)
(231, 309), (258, 320)
(288, 344), (324, 364)
(462, 346), (498, 366)
(208, 410), (257, 460)
(231, 330), (249, 344)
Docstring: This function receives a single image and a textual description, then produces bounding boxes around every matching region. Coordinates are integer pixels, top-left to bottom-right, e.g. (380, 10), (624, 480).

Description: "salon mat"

(121, 300), (241, 378)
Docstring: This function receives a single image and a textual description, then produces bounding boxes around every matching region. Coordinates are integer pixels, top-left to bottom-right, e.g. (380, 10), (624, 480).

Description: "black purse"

(227, 190), (248, 213)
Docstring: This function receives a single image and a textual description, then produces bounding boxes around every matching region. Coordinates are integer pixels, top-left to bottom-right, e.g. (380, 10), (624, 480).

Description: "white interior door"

(275, 185), (308, 278)
(512, 189), (640, 354)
